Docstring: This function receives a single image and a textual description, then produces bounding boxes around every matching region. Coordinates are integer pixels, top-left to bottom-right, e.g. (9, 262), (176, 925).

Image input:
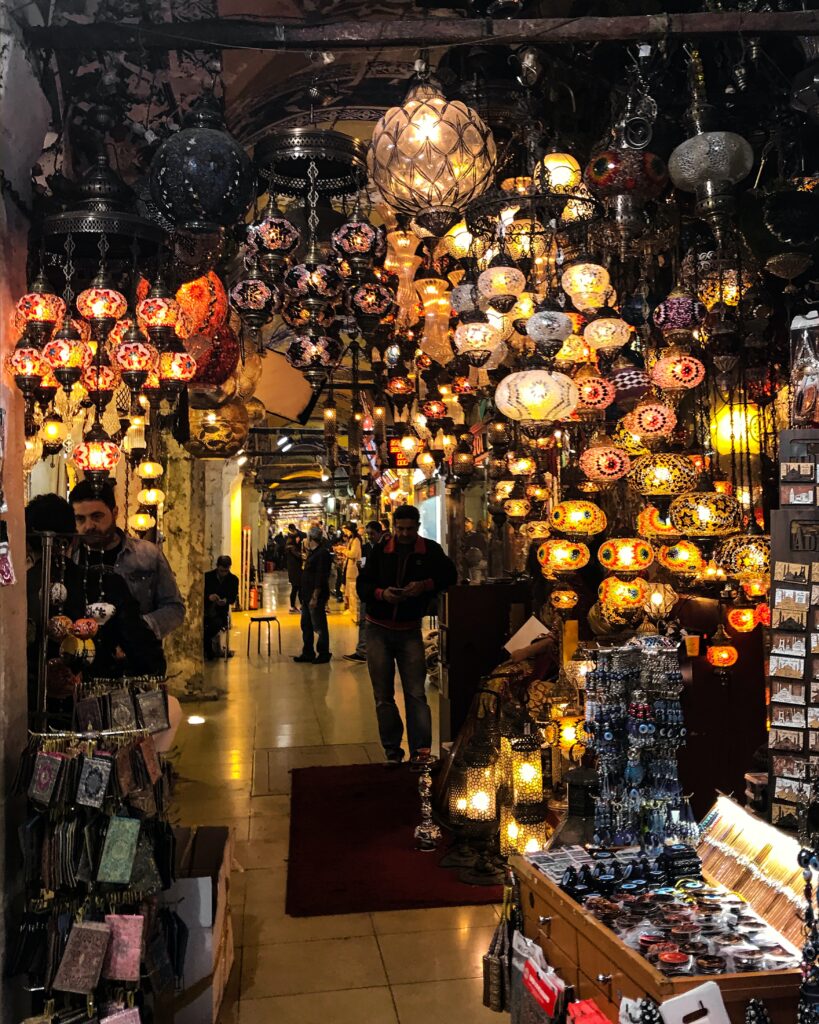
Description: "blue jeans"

(300, 601), (329, 657)
(366, 623), (430, 758)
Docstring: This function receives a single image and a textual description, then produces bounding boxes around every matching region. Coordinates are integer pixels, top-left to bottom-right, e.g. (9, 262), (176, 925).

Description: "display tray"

(511, 799), (802, 1024)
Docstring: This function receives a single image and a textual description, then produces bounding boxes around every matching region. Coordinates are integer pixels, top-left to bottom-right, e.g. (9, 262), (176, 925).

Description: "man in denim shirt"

(70, 479), (185, 640)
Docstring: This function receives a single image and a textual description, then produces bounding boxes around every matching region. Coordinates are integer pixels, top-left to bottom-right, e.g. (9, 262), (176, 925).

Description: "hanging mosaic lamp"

(574, 367), (616, 418)
(652, 287), (706, 345)
(331, 214), (381, 282)
(643, 582), (678, 620)
(650, 350), (706, 395)
(669, 491), (742, 538)
(583, 307), (631, 355)
(579, 435), (630, 485)
(550, 589), (579, 611)
(495, 369), (578, 437)
(726, 606), (757, 633)
(176, 271), (228, 339)
(249, 198), (301, 278)
(629, 452), (698, 499)
(368, 76), (497, 235)
(526, 303), (573, 355)
(77, 273), (128, 342)
(623, 399), (677, 442)
(533, 149), (582, 194)
(149, 99), (254, 233)
(477, 260), (526, 313)
(43, 320), (93, 395)
(705, 624), (739, 671)
(41, 411), (68, 457)
(598, 538), (654, 575)
(113, 322), (159, 401)
(537, 538), (591, 576)
(561, 258), (610, 307)
(15, 271), (66, 346)
(453, 312), (502, 367)
(657, 539), (706, 575)
(550, 499), (607, 538)
(522, 520), (551, 542)
(599, 575), (650, 614)
(636, 504), (680, 541)
(72, 420), (121, 493)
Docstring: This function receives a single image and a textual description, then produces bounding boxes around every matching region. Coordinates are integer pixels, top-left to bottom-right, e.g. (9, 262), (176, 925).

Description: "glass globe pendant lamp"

(657, 539), (705, 575)
(42, 320), (93, 395)
(622, 399), (677, 444)
(8, 338), (44, 433)
(113, 322), (159, 406)
(248, 197), (301, 278)
(599, 575), (650, 616)
(560, 258), (610, 307)
(526, 302), (573, 356)
(549, 500), (607, 539)
(15, 271), (66, 347)
(550, 588), (578, 611)
(650, 349), (705, 401)
(574, 367), (616, 419)
(669, 491), (742, 538)
(41, 411), (68, 457)
(331, 212), (381, 283)
(487, 416), (512, 453)
(137, 279), (181, 342)
(598, 538), (654, 575)
(477, 259), (526, 313)
(368, 76), (497, 235)
(72, 419), (121, 494)
(629, 452), (698, 501)
(77, 272), (128, 344)
(453, 311), (502, 367)
(652, 286), (706, 346)
(494, 369), (579, 438)
(583, 307), (631, 356)
(579, 433), (631, 485)
(705, 624), (739, 673)
(726, 605), (757, 634)
(230, 256), (279, 345)
(537, 538), (591, 577)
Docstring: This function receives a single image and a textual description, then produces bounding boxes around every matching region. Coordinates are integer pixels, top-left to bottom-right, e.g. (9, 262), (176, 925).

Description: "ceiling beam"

(23, 11), (819, 52)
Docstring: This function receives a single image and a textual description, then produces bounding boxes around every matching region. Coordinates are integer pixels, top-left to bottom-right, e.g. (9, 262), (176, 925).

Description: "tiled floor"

(170, 579), (500, 1023)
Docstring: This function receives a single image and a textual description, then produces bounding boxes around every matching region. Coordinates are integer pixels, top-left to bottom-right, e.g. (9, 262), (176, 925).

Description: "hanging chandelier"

(368, 73), (497, 235)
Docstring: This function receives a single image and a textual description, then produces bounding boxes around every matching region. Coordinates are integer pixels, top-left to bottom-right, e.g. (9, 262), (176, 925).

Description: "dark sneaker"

(409, 750), (437, 773)
(343, 653), (367, 663)
(313, 653), (332, 664)
(384, 751), (405, 769)
(292, 653), (315, 663)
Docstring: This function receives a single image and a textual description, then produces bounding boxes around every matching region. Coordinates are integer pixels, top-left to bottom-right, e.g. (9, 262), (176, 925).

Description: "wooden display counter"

(511, 798), (802, 1024)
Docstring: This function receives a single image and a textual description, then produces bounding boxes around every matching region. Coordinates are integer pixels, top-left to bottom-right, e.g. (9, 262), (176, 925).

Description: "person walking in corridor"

(293, 527), (333, 664)
(357, 505), (456, 769)
(284, 524), (304, 613)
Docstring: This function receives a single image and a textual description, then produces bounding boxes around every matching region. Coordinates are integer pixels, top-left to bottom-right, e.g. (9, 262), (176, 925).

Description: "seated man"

(204, 556), (239, 659)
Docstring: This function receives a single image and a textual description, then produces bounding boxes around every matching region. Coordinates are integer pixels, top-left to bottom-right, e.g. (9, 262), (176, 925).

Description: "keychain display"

(585, 635), (695, 849)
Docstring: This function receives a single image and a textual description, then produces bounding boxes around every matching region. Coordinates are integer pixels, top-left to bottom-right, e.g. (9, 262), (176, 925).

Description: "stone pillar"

(0, 14), (50, 1021)
(161, 439), (207, 693)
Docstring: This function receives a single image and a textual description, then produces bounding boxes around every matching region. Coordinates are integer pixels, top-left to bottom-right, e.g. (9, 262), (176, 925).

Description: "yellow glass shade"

(637, 505), (680, 540)
(137, 487), (165, 506)
(629, 452), (698, 497)
(137, 461), (164, 479)
(698, 265), (755, 309)
(644, 582), (678, 618)
(495, 369), (579, 424)
(710, 403), (762, 456)
(400, 434), (423, 460)
(517, 818), (548, 855)
(599, 575), (649, 611)
(550, 500), (607, 537)
(511, 744), (543, 805)
(657, 540), (705, 574)
(42, 415), (67, 445)
(597, 538), (654, 574)
(478, 265), (526, 300)
(559, 715), (585, 753)
(507, 453), (536, 476)
(561, 261), (610, 300)
(584, 311), (631, 354)
(464, 763), (497, 822)
(726, 607), (756, 633)
(707, 644), (738, 668)
(503, 497), (531, 520)
(533, 151), (582, 193)
(537, 539), (591, 575)
(128, 511), (156, 532)
(551, 589), (579, 611)
(523, 520), (551, 541)
(500, 805), (519, 857)
(447, 773), (469, 824)
(505, 221), (549, 262)
(669, 492), (742, 538)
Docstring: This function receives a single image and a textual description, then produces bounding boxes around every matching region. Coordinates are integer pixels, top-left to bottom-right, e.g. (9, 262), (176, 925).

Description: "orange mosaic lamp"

(636, 504), (680, 541)
(597, 537), (655, 575)
(669, 491), (742, 538)
(726, 606), (756, 633)
(657, 540), (705, 575)
(549, 499), (607, 537)
(599, 576), (650, 613)
(706, 624), (739, 670)
(629, 452), (698, 498)
(536, 539), (591, 576)
(550, 589), (579, 612)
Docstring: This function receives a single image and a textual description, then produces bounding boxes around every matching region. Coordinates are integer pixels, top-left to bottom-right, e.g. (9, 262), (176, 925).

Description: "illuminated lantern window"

(41, 412), (68, 456)
(503, 497), (531, 523)
(597, 538), (654, 575)
(669, 492), (742, 538)
(561, 182), (596, 223)
(629, 453), (698, 497)
(494, 477), (516, 500)
(719, 533), (770, 581)
(495, 370), (579, 432)
(624, 400), (677, 440)
(441, 221), (489, 263)
(463, 748), (497, 822)
(584, 308), (631, 354)
(637, 505), (679, 541)
(549, 500), (607, 537)
(650, 352), (705, 392)
(550, 588), (578, 611)
(452, 449), (475, 480)
(115, 331), (159, 374)
(726, 607), (757, 633)
(533, 151), (582, 193)
(522, 520), (551, 541)
(128, 511), (156, 533)
(657, 540), (705, 575)
(575, 370), (616, 416)
(525, 483), (550, 502)
(331, 218), (380, 260)
(706, 625), (739, 670)
(697, 262), (756, 310)
(499, 804), (519, 857)
(250, 206), (301, 274)
(710, 403), (762, 457)
(510, 733), (543, 805)
(579, 439), (630, 484)
(137, 487), (166, 506)
(505, 221), (549, 263)
(644, 582), (678, 619)
(386, 371), (414, 397)
(599, 576), (649, 613)
(537, 539), (591, 576)
(368, 79), (497, 235)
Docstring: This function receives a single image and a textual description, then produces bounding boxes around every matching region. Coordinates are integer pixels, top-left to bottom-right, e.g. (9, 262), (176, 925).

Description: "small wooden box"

(511, 799), (801, 1024)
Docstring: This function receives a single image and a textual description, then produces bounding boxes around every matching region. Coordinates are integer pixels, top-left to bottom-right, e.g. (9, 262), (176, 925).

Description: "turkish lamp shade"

(515, 807), (549, 855)
(499, 804), (520, 857)
(511, 734), (543, 806)
(447, 769), (469, 825)
(464, 753), (497, 823)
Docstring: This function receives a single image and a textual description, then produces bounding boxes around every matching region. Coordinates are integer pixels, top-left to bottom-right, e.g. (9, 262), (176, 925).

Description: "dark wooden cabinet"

(437, 581), (532, 742)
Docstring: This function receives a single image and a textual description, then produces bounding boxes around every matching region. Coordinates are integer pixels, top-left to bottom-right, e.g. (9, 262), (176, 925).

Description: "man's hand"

(402, 580), (426, 598)
(383, 587), (404, 604)
(208, 593), (220, 603)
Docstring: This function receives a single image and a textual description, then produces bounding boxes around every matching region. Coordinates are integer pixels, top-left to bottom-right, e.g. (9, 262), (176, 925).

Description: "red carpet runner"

(286, 763), (503, 917)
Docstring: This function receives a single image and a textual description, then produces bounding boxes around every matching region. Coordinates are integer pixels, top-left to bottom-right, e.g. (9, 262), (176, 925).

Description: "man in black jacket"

(204, 556), (239, 659)
(357, 504), (456, 769)
(294, 526), (333, 664)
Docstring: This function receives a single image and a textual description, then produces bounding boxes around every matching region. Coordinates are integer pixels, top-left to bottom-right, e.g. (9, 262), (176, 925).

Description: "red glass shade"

(159, 350), (197, 382)
(73, 429), (121, 473)
(137, 294), (181, 329)
(76, 286), (127, 322)
(16, 289), (66, 325)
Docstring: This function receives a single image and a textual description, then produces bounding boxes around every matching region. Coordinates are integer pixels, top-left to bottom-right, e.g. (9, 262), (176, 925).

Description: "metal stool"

(246, 615), (282, 656)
